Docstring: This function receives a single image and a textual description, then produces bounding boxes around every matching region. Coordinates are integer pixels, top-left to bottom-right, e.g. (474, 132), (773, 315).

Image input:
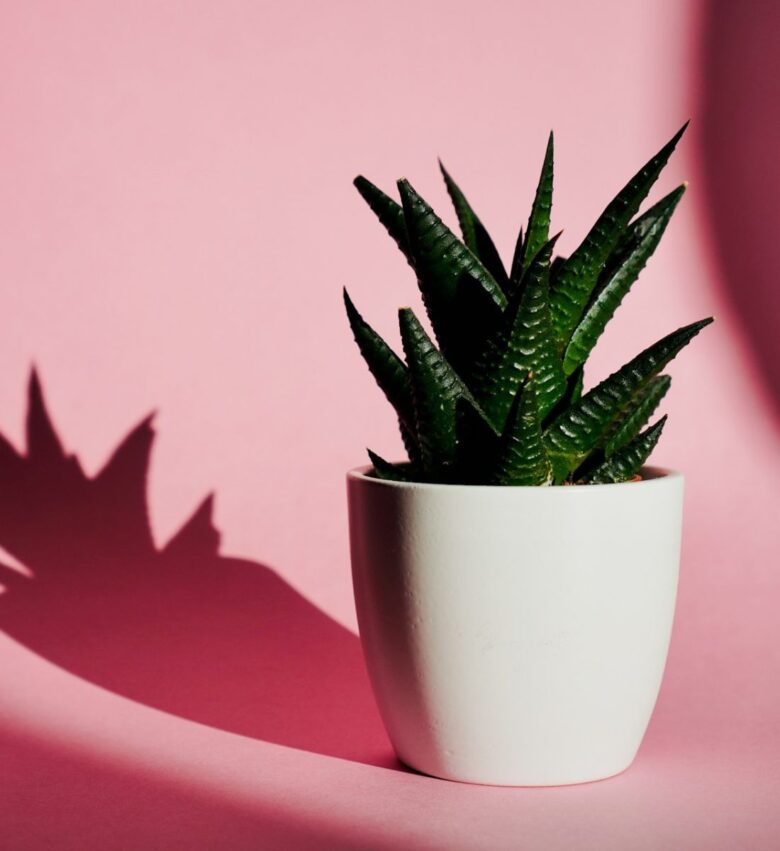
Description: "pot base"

(396, 752), (636, 787)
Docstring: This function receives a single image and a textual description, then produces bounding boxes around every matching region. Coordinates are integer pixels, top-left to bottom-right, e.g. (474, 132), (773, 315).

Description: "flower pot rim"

(347, 464), (682, 492)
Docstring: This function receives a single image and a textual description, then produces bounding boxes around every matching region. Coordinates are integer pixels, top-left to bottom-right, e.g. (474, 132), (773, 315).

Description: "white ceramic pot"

(347, 465), (684, 786)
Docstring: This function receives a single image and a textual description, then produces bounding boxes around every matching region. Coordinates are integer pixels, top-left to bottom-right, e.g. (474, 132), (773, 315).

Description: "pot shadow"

(698, 0), (780, 420)
(0, 371), (397, 769)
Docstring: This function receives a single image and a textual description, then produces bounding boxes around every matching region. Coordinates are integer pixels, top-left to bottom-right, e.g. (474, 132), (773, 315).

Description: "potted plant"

(345, 125), (712, 786)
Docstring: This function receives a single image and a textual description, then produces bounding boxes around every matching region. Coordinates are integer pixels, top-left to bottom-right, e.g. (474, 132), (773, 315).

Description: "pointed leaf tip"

(164, 492), (220, 557)
(27, 366), (46, 415)
(354, 175), (411, 261)
(367, 449), (411, 481)
(550, 125), (690, 342)
(345, 292), (414, 432)
(545, 317), (712, 482)
(397, 176), (507, 360)
(95, 411), (157, 487)
(399, 306), (474, 478)
(492, 380), (553, 486)
(437, 157), (507, 274)
(25, 367), (66, 461)
(603, 374), (672, 456)
(563, 184), (689, 375)
(138, 411), (157, 432)
(517, 133), (555, 280)
(583, 415), (668, 484)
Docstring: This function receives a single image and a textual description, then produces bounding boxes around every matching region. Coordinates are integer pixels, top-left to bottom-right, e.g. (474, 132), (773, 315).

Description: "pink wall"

(0, 1), (778, 848)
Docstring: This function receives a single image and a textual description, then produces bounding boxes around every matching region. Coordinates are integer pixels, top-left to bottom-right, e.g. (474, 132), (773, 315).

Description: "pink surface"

(0, 1), (778, 848)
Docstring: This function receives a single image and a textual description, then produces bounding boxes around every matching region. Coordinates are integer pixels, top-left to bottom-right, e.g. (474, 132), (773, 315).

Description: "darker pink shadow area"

(698, 0), (780, 418)
(0, 372), (396, 769)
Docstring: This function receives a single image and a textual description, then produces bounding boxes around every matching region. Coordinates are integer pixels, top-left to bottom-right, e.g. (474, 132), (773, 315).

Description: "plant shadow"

(0, 371), (398, 769)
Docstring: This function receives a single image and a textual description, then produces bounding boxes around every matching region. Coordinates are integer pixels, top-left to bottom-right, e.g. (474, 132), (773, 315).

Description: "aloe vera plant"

(346, 126), (712, 485)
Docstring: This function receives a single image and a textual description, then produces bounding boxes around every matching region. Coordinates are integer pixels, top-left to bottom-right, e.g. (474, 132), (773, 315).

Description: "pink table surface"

(1, 1), (779, 848)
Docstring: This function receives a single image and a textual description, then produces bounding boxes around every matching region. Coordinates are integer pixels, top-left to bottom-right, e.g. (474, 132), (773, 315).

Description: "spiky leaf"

(439, 161), (509, 290)
(604, 183), (687, 282)
(582, 417), (667, 484)
(399, 308), (473, 478)
(509, 226), (524, 286)
(469, 235), (566, 429)
(544, 317), (712, 482)
(604, 374), (671, 456)
(354, 176), (411, 261)
(492, 380), (553, 485)
(517, 132), (554, 279)
(367, 449), (411, 482)
(344, 289), (413, 429)
(563, 185), (686, 374)
(546, 364), (584, 423)
(550, 123), (688, 342)
(398, 179), (506, 367)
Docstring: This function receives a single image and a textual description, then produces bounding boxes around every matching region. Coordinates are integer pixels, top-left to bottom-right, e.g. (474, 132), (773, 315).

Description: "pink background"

(1, 1), (778, 848)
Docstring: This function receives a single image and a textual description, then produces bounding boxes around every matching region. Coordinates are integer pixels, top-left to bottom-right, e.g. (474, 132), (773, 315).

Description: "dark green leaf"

(545, 364), (584, 424)
(399, 307), (473, 478)
(544, 317), (712, 483)
(517, 131), (554, 279)
(605, 183), (687, 282)
(354, 176), (411, 262)
(492, 380), (553, 485)
(550, 123), (688, 343)
(582, 417), (667, 484)
(439, 160), (509, 290)
(469, 235), (567, 430)
(604, 374), (671, 456)
(367, 449), (411, 482)
(509, 225), (524, 286)
(563, 184), (686, 374)
(398, 179), (507, 365)
(344, 289), (413, 429)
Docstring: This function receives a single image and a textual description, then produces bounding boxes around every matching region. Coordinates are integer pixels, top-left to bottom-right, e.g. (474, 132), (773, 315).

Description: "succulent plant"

(345, 125), (712, 485)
